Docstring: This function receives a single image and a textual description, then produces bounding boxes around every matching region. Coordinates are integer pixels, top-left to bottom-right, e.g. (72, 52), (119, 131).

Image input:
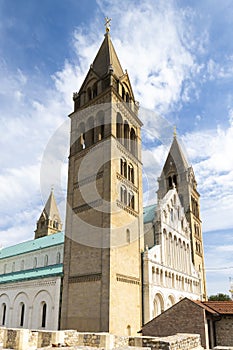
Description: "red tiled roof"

(203, 301), (233, 315)
(191, 300), (218, 314)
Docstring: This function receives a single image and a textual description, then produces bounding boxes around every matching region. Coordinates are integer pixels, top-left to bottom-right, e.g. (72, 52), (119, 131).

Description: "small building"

(141, 297), (233, 349)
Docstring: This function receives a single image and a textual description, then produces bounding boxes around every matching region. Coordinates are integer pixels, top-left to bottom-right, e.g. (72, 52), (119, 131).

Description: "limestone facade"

(143, 188), (201, 323)
(0, 231), (64, 330)
(60, 31), (144, 336)
(157, 137), (207, 299)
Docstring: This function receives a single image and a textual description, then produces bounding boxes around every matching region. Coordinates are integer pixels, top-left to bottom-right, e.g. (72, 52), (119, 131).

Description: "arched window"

(41, 302), (47, 328)
(33, 257), (37, 268)
(44, 255), (48, 267)
(122, 85), (125, 100)
(92, 82), (97, 98)
(3, 264), (7, 274)
(120, 186), (127, 205)
(130, 128), (136, 156)
(96, 111), (105, 141)
(77, 122), (86, 150)
(116, 113), (123, 140)
(128, 192), (135, 210)
(128, 164), (134, 183)
(20, 303), (25, 327)
(120, 158), (127, 177)
(126, 229), (130, 244)
(53, 220), (59, 229)
(56, 252), (61, 264)
(170, 208), (174, 221)
(2, 303), (6, 326)
(20, 260), (24, 271)
(123, 121), (129, 149)
(12, 262), (15, 272)
(86, 116), (95, 147)
(173, 175), (177, 187)
(87, 87), (92, 101)
(127, 325), (131, 336)
(168, 176), (173, 189)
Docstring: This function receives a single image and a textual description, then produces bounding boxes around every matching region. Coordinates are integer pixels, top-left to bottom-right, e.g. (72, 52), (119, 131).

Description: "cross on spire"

(105, 17), (111, 32)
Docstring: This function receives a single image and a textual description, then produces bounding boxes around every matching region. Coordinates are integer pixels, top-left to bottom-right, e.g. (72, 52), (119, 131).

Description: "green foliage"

(208, 293), (231, 301)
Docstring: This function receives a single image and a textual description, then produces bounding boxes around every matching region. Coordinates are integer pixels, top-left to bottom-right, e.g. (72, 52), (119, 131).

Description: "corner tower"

(60, 28), (144, 335)
(157, 134), (207, 300)
(34, 190), (62, 239)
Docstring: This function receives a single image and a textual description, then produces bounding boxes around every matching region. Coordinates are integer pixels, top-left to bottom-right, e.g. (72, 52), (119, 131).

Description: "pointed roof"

(92, 32), (124, 78)
(43, 189), (62, 223)
(168, 135), (189, 168)
(160, 135), (189, 178)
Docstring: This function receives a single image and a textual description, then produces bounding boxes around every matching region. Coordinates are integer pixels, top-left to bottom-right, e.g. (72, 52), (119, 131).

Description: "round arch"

(153, 293), (165, 317)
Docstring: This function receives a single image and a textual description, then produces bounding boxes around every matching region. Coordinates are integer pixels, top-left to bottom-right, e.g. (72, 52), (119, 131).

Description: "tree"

(208, 293), (231, 301)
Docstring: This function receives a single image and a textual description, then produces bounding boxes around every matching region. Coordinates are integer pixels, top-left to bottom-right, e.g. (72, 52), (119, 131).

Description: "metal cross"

(105, 17), (112, 32)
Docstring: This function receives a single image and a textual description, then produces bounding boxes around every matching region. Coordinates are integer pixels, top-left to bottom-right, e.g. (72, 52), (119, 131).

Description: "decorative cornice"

(116, 200), (138, 217)
(69, 273), (102, 283)
(116, 273), (140, 285)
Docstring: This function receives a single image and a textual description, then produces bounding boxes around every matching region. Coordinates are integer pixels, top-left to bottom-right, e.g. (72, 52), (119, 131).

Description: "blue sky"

(0, 0), (233, 297)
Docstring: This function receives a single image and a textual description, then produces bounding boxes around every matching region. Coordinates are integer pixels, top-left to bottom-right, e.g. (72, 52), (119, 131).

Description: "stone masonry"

(0, 327), (203, 350)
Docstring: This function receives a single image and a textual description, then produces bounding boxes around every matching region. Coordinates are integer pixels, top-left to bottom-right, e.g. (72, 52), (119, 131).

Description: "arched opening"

(86, 116), (95, 147)
(122, 85), (125, 100)
(92, 82), (97, 98)
(2, 303), (6, 326)
(123, 121), (130, 149)
(167, 295), (175, 309)
(77, 122), (86, 151)
(120, 158), (127, 177)
(20, 260), (24, 271)
(96, 111), (105, 141)
(56, 252), (61, 264)
(128, 164), (134, 183)
(153, 293), (165, 317)
(130, 127), (137, 156)
(126, 229), (130, 244)
(127, 325), (131, 336)
(120, 186), (127, 205)
(87, 87), (92, 101)
(20, 303), (25, 327)
(41, 302), (47, 328)
(128, 192), (135, 210)
(33, 257), (37, 268)
(116, 113), (123, 141)
(44, 255), (48, 267)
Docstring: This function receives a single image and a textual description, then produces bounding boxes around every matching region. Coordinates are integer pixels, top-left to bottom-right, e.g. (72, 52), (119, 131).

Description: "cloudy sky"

(0, 0), (233, 296)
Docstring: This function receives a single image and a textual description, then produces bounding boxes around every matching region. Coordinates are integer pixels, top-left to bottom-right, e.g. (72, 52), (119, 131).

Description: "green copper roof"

(0, 232), (64, 260)
(0, 264), (63, 284)
(143, 204), (157, 224)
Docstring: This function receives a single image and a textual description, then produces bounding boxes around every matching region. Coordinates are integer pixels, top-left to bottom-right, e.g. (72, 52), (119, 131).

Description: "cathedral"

(0, 26), (206, 335)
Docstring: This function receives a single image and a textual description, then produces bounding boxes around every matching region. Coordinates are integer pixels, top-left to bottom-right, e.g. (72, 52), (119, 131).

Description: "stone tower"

(60, 28), (144, 335)
(34, 189), (62, 239)
(157, 134), (207, 300)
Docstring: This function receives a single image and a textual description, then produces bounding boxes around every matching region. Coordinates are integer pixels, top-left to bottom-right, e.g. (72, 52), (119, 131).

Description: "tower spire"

(34, 190), (62, 239)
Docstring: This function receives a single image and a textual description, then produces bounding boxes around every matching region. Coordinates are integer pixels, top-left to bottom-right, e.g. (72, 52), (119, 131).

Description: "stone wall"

(0, 327), (202, 350)
(215, 315), (233, 346)
(141, 298), (207, 348)
(129, 334), (201, 350)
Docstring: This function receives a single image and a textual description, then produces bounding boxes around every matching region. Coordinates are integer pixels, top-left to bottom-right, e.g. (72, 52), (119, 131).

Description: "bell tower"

(60, 25), (144, 335)
(34, 189), (62, 239)
(157, 133), (207, 300)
